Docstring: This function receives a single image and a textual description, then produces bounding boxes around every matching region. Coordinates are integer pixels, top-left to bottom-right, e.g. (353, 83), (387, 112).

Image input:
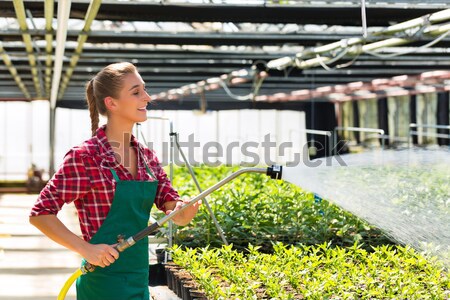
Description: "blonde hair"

(86, 62), (137, 136)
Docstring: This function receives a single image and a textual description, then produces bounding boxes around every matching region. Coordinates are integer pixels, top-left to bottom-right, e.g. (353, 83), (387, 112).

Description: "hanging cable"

(251, 75), (266, 101)
(219, 69), (267, 101)
(219, 79), (254, 101)
(312, 26), (449, 71)
(364, 28), (450, 58)
(316, 56), (334, 72)
(283, 65), (296, 78)
(336, 46), (363, 69)
(315, 47), (350, 71)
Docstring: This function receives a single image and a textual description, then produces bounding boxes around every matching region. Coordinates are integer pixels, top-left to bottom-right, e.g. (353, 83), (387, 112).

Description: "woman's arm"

(29, 215), (118, 268)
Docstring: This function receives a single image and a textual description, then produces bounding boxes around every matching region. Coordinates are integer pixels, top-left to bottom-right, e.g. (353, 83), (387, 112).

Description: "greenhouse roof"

(0, 0), (449, 110)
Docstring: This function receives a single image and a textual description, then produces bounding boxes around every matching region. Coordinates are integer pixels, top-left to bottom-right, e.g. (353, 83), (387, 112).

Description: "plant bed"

(153, 164), (449, 298)
(165, 261), (207, 300)
(170, 243), (450, 299)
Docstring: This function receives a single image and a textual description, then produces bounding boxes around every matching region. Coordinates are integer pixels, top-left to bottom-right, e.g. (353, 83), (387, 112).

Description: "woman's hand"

(29, 215), (119, 268)
(164, 196), (201, 226)
(81, 243), (119, 268)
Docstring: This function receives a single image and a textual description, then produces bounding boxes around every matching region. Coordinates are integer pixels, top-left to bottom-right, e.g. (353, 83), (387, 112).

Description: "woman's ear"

(104, 96), (117, 112)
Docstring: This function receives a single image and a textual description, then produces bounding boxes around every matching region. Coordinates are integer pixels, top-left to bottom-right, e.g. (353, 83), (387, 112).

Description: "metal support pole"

(49, 106), (56, 177)
(334, 126), (385, 155)
(174, 132), (229, 245)
(27, 101), (33, 170)
(50, 0), (71, 109)
(168, 119), (174, 260)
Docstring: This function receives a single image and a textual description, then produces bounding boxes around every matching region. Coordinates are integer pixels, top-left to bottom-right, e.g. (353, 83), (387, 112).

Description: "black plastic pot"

(165, 263), (208, 300)
(148, 263), (166, 286)
(182, 282), (198, 300)
(174, 272), (182, 297)
(164, 265), (173, 290)
(190, 289), (208, 300)
(156, 248), (166, 264)
(181, 282), (192, 300)
(164, 263), (181, 290)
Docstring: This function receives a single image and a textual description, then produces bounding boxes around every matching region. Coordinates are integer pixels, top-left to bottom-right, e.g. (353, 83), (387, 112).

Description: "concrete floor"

(0, 193), (180, 300)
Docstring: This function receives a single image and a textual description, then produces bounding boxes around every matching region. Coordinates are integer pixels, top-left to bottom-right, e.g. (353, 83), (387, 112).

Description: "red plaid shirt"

(30, 125), (180, 241)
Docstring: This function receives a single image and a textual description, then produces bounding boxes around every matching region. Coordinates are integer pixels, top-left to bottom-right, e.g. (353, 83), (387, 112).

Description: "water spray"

(281, 149), (450, 267)
(57, 165), (283, 300)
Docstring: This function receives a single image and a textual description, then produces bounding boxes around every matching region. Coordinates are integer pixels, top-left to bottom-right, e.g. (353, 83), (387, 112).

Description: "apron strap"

(110, 168), (120, 182)
(134, 141), (158, 180)
(135, 143), (158, 180)
(143, 160), (157, 180)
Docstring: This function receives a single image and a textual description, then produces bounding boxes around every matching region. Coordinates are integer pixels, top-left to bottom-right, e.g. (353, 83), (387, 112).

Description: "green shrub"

(155, 165), (394, 251)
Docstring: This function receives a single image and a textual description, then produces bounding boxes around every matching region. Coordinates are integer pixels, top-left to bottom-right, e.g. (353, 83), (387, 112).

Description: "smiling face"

(106, 71), (151, 125)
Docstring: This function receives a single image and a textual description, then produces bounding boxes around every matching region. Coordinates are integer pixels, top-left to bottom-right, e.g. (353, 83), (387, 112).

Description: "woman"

(29, 62), (200, 300)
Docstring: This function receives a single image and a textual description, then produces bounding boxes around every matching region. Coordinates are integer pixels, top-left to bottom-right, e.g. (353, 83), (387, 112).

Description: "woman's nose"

(143, 91), (151, 102)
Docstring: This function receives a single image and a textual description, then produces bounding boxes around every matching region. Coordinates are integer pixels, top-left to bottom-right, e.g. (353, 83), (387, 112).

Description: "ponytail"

(86, 79), (99, 136)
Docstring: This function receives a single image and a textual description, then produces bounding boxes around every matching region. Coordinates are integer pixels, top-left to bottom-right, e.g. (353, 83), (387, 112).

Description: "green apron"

(76, 163), (158, 300)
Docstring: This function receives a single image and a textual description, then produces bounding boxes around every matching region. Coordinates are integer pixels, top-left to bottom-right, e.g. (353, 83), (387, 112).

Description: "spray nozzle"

(267, 165), (283, 180)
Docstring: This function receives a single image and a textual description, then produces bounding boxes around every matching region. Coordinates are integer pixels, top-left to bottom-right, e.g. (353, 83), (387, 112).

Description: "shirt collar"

(94, 125), (114, 155)
(94, 125), (146, 173)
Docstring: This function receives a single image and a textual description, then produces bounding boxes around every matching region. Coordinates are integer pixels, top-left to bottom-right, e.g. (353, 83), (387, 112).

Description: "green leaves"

(164, 165), (450, 298)
(172, 243), (450, 299)
(162, 165), (393, 251)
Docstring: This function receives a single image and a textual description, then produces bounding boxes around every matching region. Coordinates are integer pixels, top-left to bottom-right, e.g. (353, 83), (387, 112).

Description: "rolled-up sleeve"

(30, 149), (91, 216)
(146, 150), (180, 212)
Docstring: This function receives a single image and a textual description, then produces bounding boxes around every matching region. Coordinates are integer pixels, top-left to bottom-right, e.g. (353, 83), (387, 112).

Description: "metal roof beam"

(302, 68), (450, 75)
(0, 29), (347, 43)
(70, 57), (450, 68)
(3, 40), (449, 57)
(50, 0), (71, 109)
(44, 0), (53, 97)
(254, 70), (450, 103)
(52, 3), (450, 27)
(12, 0), (41, 97)
(57, 0), (102, 100)
(66, 30), (368, 46)
(4, 29), (450, 47)
(0, 42), (31, 99)
(43, 75), (409, 84)
(0, 73), (32, 80)
(1, 64), (448, 76)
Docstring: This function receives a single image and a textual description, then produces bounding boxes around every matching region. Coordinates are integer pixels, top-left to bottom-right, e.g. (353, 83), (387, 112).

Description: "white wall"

(139, 109), (307, 167)
(0, 101), (48, 180)
(0, 103), (306, 180)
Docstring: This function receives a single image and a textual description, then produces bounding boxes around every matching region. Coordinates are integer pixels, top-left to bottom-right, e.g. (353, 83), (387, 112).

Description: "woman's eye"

(133, 91), (139, 95)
